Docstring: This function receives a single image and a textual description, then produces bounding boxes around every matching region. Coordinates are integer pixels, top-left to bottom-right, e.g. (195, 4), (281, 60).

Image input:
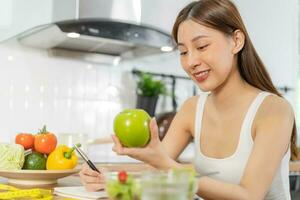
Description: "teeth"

(195, 70), (209, 77)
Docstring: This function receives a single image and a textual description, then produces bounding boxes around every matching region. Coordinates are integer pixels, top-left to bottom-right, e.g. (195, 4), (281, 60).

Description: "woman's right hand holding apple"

(112, 118), (178, 169)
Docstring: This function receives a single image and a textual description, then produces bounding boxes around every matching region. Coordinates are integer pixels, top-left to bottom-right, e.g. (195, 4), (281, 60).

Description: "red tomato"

(118, 170), (128, 183)
(34, 125), (57, 154)
(15, 133), (34, 150)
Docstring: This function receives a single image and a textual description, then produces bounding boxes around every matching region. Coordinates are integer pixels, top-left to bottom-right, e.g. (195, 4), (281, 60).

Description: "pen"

(74, 144), (100, 173)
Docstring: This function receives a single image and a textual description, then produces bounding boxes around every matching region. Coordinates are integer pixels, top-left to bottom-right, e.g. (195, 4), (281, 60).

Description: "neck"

(209, 68), (258, 112)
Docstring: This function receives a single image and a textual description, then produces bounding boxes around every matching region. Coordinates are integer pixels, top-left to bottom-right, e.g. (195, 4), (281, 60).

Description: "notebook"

(54, 186), (108, 200)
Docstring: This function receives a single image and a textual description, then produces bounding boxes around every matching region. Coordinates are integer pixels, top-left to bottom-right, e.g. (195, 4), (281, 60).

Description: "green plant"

(136, 73), (167, 97)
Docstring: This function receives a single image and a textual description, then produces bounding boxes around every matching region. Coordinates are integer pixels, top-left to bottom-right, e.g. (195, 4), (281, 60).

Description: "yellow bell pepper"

(46, 144), (78, 170)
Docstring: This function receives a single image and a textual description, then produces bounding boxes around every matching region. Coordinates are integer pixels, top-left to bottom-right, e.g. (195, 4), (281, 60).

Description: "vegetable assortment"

(0, 125), (79, 171)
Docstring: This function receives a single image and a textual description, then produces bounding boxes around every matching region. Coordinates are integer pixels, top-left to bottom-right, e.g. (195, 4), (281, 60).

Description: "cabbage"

(0, 143), (25, 170)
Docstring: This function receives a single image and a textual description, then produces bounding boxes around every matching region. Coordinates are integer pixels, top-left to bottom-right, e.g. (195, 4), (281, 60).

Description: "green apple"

(114, 109), (151, 147)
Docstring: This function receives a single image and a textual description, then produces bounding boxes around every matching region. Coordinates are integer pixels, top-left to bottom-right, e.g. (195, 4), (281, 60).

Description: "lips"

(193, 69), (210, 83)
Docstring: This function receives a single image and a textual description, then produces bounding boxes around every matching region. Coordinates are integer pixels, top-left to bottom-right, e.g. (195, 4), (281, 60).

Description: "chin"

(196, 82), (215, 93)
(190, 77), (216, 93)
(198, 76), (225, 93)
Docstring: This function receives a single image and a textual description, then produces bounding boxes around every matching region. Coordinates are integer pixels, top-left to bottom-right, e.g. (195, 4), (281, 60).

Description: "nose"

(187, 50), (201, 70)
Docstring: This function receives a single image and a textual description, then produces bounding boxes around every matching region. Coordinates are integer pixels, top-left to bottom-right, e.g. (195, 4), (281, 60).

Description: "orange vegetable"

(15, 133), (34, 150)
(34, 125), (57, 154)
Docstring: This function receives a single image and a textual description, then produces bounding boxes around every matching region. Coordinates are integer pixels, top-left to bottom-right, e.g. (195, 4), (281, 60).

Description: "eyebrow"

(177, 35), (209, 46)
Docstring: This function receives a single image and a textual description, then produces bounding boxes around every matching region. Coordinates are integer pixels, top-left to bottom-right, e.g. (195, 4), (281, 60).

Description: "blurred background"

(0, 1), (299, 196)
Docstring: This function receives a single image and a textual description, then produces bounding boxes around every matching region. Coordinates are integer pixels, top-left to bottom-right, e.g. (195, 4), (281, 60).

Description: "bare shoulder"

(258, 94), (294, 118)
(255, 94), (294, 129)
(179, 95), (199, 111)
(173, 95), (200, 136)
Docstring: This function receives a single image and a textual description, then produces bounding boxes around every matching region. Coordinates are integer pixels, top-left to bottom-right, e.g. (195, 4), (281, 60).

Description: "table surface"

(1, 162), (300, 200)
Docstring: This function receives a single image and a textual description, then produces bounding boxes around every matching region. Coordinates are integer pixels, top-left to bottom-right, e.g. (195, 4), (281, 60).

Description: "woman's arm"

(196, 96), (294, 200)
(112, 96), (198, 169)
(162, 96), (198, 159)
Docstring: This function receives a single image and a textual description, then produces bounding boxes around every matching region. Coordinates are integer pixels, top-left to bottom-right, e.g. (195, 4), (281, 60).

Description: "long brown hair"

(172, 0), (297, 160)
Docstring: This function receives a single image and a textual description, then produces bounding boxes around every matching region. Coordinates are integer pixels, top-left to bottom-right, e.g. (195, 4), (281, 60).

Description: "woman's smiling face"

(177, 19), (237, 92)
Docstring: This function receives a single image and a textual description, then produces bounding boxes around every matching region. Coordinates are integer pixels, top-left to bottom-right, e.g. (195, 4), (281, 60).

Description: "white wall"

(141, 0), (192, 33)
(0, 0), (53, 42)
(233, 0), (299, 108)
(0, 42), (117, 139)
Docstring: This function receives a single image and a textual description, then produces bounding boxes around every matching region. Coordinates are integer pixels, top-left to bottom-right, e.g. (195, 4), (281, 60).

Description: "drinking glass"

(141, 170), (190, 200)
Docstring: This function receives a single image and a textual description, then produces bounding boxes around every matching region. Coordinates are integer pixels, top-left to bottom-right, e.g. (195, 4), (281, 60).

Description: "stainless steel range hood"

(17, 0), (175, 59)
(18, 18), (174, 58)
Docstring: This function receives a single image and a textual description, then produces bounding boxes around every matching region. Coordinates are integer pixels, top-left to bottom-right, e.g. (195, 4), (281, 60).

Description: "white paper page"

(54, 186), (107, 200)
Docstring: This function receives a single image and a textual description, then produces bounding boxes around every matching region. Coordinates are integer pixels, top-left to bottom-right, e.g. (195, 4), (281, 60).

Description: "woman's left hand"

(112, 118), (176, 169)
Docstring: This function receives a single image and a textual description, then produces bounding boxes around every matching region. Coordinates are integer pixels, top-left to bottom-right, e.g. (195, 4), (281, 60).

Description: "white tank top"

(194, 92), (291, 200)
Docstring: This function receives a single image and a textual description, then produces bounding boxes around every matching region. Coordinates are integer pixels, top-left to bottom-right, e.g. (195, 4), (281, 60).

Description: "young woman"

(79, 0), (297, 199)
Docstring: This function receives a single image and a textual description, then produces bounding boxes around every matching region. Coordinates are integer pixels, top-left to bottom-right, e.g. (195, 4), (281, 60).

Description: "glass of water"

(141, 170), (190, 200)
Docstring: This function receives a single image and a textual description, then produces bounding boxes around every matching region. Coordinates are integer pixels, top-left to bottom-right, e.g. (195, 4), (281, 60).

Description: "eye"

(197, 44), (209, 51)
(179, 51), (188, 56)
